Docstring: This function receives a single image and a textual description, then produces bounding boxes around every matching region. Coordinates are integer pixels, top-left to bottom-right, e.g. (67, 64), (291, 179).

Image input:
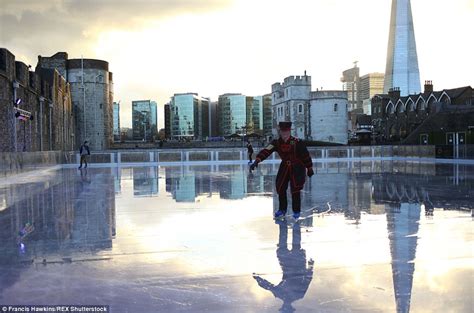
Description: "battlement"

(283, 75), (311, 86)
(67, 59), (109, 71)
(271, 83), (281, 92)
(311, 90), (348, 100)
(272, 75), (311, 92)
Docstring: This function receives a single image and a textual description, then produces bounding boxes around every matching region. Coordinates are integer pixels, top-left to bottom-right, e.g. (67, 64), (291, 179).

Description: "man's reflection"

(80, 168), (91, 184)
(253, 221), (314, 312)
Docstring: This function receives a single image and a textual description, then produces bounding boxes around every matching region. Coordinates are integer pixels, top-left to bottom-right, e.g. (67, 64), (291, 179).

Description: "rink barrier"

(65, 145), (437, 165)
(7, 145), (474, 176)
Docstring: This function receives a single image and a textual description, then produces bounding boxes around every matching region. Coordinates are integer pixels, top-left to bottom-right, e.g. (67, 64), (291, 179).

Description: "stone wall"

(0, 150), (74, 177)
(310, 91), (349, 144)
(271, 75), (311, 139)
(0, 48), (73, 153)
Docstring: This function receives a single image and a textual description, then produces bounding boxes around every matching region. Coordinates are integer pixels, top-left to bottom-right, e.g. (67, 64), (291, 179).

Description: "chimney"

(388, 87), (401, 99)
(424, 80), (433, 93)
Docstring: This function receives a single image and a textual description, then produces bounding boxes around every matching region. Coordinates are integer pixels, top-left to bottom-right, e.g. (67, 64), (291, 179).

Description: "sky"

(1, 0), (473, 128)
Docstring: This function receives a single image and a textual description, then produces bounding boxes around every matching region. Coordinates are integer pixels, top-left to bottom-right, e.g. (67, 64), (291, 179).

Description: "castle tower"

(383, 0), (421, 96)
(271, 74), (311, 139)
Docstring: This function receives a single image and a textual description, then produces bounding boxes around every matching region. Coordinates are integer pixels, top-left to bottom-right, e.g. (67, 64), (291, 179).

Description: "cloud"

(0, 0), (234, 58)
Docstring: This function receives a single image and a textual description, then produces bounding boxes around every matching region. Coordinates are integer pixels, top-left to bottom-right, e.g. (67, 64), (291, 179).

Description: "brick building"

(371, 82), (474, 145)
(0, 48), (74, 152)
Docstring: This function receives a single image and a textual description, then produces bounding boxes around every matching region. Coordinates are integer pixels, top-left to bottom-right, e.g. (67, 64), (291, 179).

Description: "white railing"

(66, 145), (437, 165)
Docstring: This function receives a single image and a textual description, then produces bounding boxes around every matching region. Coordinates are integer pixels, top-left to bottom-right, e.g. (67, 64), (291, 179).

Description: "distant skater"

(78, 141), (90, 169)
(247, 140), (254, 164)
(250, 122), (313, 219)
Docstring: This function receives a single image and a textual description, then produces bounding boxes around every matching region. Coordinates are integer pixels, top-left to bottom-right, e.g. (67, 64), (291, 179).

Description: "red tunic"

(256, 136), (313, 193)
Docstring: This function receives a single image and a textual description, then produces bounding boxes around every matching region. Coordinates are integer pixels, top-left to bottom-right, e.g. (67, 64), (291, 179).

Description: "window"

(334, 103), (338, 112)
(298, 104), (303, 113)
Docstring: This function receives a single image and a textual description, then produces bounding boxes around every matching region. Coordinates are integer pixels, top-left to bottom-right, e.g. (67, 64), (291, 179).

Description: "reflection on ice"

(0, 161), (472, 312)
(254, 221), (314, 313)
(387, 203), (421, 313)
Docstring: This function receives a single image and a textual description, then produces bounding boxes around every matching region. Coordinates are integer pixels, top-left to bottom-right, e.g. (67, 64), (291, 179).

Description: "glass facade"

(360, 73), (385, 115)
(132, 100), (158, 141)
(250, 94), (272, 136)
(170, 94), (210, 139)
(262, 94), (273, 137)
(150, 101), (158, 139)
(384, 0), (421, 96)
(113, 102), (120, 141)
(217, 94), (251, 136)
(164, 104), (171, 139)
(252, 96), (263, 134)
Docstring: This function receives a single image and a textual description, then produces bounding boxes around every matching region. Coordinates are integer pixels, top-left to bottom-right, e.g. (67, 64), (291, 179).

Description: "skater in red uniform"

(250, 122), (314, 219)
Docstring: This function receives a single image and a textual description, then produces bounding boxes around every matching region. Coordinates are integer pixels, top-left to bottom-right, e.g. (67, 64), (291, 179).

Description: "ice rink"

(0, 161), (472, 312)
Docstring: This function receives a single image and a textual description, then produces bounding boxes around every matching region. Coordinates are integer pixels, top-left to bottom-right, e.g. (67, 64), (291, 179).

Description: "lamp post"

(81, 56), (86, 144)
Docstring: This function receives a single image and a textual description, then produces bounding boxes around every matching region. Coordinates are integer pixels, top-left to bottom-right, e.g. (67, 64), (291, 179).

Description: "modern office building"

(217, 93), (271, 137)
(341, 64), (362, 112)
(169, 93), (211, 140)
(113, 102), (120, 142)
(384, 0), (421, 96)
(360, 73), (385, 115)
(251, 94), (272, 137)
(132, 100), (157, 141)
(217, 94), (250, 136)
(261, 94), (273, 138)
(209, 101), (219, 137)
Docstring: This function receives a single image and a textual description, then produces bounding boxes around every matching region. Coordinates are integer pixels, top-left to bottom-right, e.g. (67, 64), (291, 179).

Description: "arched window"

(334, 103), (338, 112)
(386, 102), (395, 114)
(439, 93), (451, 104)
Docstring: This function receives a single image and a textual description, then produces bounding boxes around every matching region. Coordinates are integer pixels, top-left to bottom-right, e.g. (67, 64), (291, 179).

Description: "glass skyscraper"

(132, 100), (158, 141)
(384, 0), (421, 96)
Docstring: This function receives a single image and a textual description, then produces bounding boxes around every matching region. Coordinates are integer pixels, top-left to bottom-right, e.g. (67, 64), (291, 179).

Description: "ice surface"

(0, 162), (472, 312)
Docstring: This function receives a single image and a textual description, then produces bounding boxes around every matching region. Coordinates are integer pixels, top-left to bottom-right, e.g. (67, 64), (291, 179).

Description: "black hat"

(278, 122), (292, 131)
